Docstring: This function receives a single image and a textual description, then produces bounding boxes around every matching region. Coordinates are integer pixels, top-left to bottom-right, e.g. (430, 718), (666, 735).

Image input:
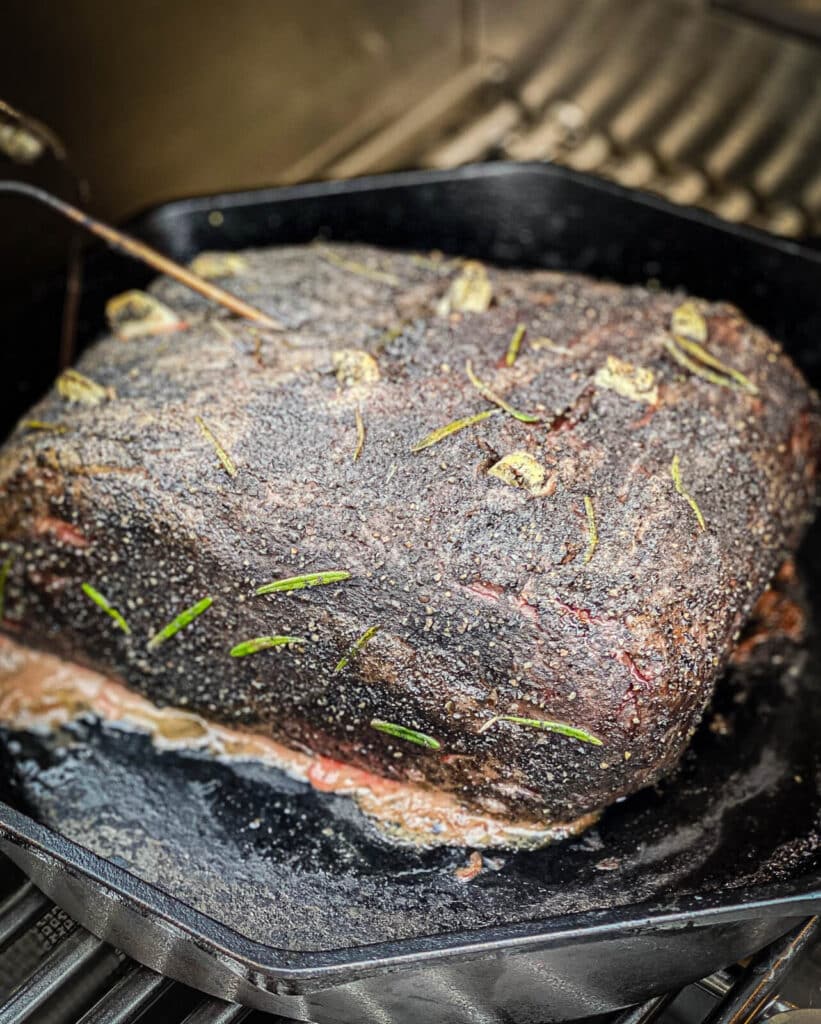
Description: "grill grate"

(284, 0), (821, 239)
(0, 853), (817, 1024)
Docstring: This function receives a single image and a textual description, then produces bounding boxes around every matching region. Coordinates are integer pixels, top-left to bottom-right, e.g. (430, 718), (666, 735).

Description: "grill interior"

(282, 0), (821, 239)
(2, 0), (821, 1020)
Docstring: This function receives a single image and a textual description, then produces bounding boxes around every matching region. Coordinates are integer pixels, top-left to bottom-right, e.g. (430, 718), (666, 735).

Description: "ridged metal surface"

(0, 931), (106, 1024)
(0, 855), (818, 1024)
(74, 964), (172, 1024)
(296, 0), (821, 238)
(0, 861), (250, 1023)
(702, 919), (821, 1024)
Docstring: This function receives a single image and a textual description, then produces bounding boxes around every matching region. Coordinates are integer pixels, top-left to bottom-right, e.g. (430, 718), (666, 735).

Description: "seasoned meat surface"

(0, 244), (818, 833)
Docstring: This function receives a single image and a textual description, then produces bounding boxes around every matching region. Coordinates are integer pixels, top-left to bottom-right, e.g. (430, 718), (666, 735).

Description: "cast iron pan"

(0, 164), (820, 1024)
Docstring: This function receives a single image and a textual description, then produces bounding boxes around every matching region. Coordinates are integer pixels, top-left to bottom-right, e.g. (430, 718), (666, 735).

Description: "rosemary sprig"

(583, 495), (597, 564)
(81, 582), (131, 634)
(411, 409), (499, 452)
(672, 334), (758, 394)
(479, 714), (602, 745)
(316, 245), (399, 286)
(230, 635), (306, 657)
(670, 454), (706, 532)
(504, 323), (527, 367)
(195, 415), (237, 478)
(671, 300), (708, 343)
(0, 556), (12, 621)
(663, 302), (758, 395)
(353, 406), (366, 461)
(148, 596), (213, 649)
(465, 360), (540, 423)
(662, 337), (739, 392)
(334, 624), (381, 673)
(531, 337), (571, 355)
(370, 719), (441, 750)
(256, 570), (351, 595)
(21, 420), (68, 433)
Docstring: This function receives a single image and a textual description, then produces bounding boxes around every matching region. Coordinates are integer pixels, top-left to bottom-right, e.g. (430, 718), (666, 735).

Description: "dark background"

(0, 2), (544, 285)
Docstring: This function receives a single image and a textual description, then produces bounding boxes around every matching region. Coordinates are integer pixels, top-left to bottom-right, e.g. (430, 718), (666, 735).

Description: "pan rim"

(2, 800), (819, 983)
(2, 161), (821, 988)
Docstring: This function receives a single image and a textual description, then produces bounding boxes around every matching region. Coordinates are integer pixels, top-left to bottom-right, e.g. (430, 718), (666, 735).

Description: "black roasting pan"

(0, 163), (820, 1023)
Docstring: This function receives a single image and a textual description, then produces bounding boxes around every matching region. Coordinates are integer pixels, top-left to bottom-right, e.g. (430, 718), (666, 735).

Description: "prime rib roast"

(0, 242), (818, 845)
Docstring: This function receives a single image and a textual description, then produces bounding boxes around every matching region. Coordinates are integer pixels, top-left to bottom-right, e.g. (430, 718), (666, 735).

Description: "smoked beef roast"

(0, 243), (818, 843)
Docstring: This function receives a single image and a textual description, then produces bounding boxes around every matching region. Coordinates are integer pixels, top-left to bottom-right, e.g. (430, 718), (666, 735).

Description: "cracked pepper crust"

(0, 243), (819, 830)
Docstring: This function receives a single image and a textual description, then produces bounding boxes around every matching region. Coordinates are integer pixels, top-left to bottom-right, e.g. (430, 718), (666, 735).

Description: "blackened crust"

(1, 243), (818, 826)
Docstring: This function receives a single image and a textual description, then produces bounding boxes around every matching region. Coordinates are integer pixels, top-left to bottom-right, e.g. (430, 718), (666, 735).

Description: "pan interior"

(1, 528), (819, 953)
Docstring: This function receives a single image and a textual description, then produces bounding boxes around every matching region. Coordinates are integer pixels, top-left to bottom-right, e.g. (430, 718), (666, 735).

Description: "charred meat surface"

(0, 243), (818, 836)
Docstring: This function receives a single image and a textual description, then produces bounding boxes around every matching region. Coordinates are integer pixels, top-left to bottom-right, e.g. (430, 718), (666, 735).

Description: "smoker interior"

(0, 167), (819, 1014)
(3, 1), (821, 1018)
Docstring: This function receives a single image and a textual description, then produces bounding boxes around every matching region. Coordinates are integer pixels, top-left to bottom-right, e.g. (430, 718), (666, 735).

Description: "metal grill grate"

(0, 853), (818, 1024)
(283, 0), (821, 239)
(0, 860), (257, 1024)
